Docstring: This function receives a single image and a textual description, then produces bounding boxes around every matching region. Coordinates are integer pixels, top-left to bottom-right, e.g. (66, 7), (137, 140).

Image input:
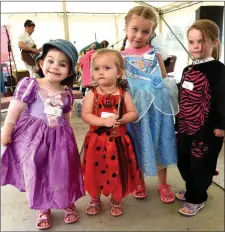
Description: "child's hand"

(113, 119), (122, 128)
(1, 134), (12, 146)
(103, 116), (118, 127)
(214, 129), (224, 137)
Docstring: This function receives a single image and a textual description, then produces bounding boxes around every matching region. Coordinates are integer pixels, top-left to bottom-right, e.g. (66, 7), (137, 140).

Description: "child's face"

(40, 49), (70, 84)
(188, 28), (214, 60)
(92, 53), (121, 87)
(126, 14), (155, 49)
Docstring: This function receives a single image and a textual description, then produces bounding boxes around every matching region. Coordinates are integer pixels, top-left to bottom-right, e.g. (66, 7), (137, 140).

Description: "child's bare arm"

(1, 100), (27, 146)
(82, 90), (109, 127)
(157, 53), (167, 78)
(117, 92), (138, 125)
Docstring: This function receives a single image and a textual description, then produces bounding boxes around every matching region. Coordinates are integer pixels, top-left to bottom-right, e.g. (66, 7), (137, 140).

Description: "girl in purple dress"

(1, 39), (84, 230)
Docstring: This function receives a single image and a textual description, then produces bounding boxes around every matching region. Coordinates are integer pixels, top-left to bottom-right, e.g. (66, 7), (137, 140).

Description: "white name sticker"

(44, 106), (62, 117)
(182, 81), (194, 91)
(143, 53), (155, 60)
(101, 112), (116, 118)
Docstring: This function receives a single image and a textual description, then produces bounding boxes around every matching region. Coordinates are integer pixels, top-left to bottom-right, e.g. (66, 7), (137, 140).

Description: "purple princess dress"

(1, 77), (84, 210)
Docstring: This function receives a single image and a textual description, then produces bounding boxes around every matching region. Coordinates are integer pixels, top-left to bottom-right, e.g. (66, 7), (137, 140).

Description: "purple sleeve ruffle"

(13, 77), (37, 104)
(63, 88), (74, 113)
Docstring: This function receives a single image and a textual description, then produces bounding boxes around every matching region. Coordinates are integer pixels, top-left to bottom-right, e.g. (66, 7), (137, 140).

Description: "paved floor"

(1, 112), (224, 231)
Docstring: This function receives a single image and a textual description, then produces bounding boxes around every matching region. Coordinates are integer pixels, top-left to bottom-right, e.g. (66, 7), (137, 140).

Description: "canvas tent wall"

(1, 1), (224, 82)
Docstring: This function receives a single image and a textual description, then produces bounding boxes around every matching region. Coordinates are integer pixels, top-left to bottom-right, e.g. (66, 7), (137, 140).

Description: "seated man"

(18, 20), (42, 78)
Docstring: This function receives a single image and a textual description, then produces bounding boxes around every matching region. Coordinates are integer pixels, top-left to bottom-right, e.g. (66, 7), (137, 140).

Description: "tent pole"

(162, 2), (202, 15)
(62, 0), (69, 40)
(159, 11), (192, 60)
(114, 16), (119, 49)
(158, 16), (162, 33)
(135, 1), (159, 13)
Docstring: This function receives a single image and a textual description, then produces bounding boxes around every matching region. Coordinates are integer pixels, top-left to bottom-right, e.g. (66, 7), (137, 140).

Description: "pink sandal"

(111, 199), (124, 217)
(133, 184), (147, 199)
(36, 209), (52, 230)
(64, 204), (79, 224)
(158, 184), (175, 203)
(86, 198), (101, 215)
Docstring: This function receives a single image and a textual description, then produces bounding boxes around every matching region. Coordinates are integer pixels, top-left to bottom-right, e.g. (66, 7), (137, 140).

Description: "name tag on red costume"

(101, 112), (116, 118)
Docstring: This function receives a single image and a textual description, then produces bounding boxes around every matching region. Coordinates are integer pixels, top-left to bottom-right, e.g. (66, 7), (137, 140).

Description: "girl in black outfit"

(176, 19), (225, 216)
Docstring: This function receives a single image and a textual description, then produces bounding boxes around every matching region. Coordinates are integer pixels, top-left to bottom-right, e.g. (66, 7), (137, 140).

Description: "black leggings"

(177, 133), (223, 204)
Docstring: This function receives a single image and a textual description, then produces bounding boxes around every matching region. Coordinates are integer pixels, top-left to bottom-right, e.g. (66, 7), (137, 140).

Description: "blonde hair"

(187, 19), (220, 60)
(91, 48), (124, 74)
(91, 48), (128, 89)
(121, 5), (158, 51)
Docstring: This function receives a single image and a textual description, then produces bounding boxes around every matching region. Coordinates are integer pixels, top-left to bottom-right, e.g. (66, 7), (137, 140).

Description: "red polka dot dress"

(82, 88), (140, 201)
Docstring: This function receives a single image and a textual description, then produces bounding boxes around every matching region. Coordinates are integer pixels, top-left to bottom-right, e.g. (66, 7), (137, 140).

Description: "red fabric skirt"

(82, 126), (140, 201)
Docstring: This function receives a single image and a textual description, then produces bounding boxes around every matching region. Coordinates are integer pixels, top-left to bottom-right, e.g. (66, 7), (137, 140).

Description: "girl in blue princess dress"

(121, 5), (179, 203)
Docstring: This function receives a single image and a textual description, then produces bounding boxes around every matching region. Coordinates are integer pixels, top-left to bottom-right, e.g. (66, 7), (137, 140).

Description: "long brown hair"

(91, 48), (128, 90)
(120, 5), (158, 51)
(187, 19), (221, 60)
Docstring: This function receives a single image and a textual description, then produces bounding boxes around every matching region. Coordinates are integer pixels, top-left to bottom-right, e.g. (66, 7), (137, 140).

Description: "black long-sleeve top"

(178, 60), (225, 135)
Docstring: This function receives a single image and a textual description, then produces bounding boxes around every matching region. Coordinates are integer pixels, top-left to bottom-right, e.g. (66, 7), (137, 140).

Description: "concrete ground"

(213, 144), (224, 188)
(1, 112), (224, 231)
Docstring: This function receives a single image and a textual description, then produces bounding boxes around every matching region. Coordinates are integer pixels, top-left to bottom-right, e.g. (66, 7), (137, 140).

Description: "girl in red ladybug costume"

(81, 48), (141, 217)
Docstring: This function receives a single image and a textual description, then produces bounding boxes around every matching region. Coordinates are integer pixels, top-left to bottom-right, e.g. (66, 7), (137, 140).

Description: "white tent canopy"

(1, 1), (200, 14)
(1, 1), (224, 82)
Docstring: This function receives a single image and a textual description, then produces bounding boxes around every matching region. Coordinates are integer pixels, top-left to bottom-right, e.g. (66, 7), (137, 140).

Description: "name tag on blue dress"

(143, 53), (155, 60)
